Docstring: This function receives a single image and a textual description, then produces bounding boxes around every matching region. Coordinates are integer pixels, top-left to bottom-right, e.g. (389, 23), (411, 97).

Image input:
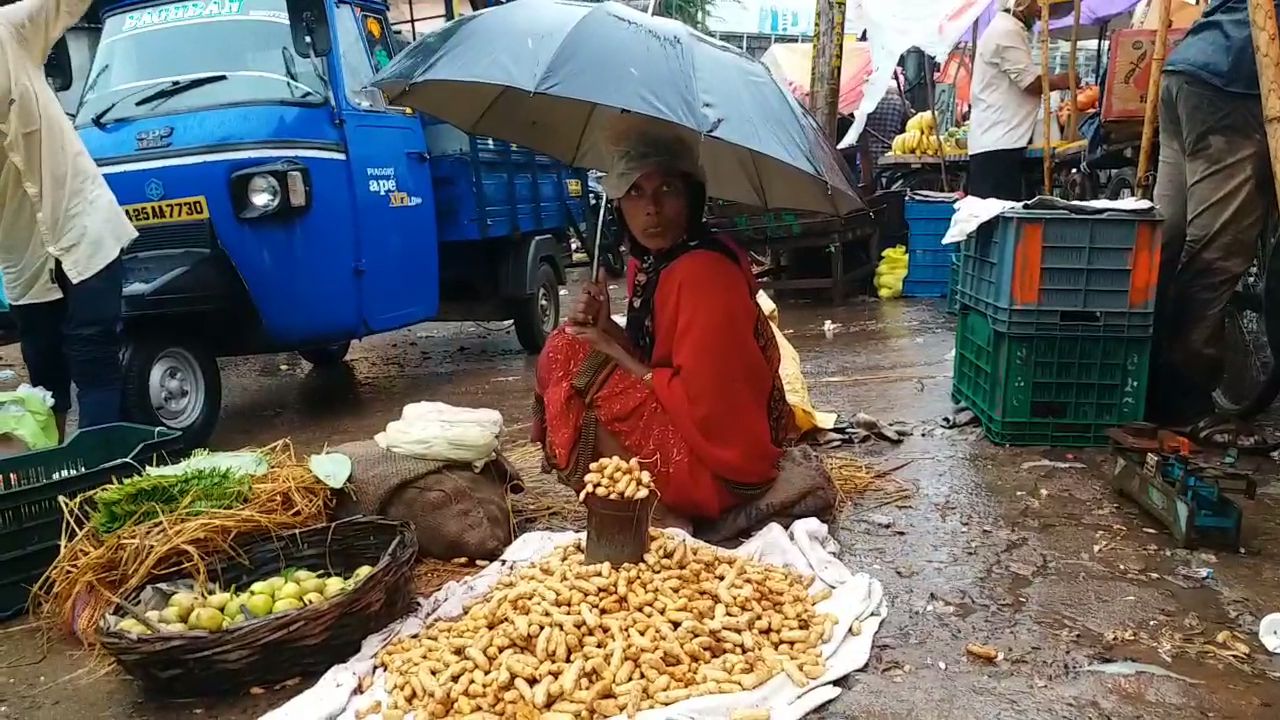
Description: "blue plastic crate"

(905, 198), (958, 254)
(904, 249), (953, 298)
(955, 288), (1154, 337)
(957, 209), (1161, 314)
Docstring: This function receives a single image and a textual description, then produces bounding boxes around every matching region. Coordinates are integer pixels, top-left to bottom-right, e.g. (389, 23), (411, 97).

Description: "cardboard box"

(1131, 0), (1206, 30)
(1102, 27), (1189, 122)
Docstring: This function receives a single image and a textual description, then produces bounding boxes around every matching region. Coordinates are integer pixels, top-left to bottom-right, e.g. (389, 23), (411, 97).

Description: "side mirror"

(285, 0), (332, 57)
(45, 37), (73, 93)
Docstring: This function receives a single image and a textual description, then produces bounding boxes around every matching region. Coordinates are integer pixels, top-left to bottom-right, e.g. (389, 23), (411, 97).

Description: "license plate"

(121, 196), (210, 226)
(566, 179), (583, 197)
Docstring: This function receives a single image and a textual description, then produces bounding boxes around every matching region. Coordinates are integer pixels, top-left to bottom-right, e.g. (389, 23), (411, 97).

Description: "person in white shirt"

(1, 0), (136, 433)
(967, 0), (1072, 200)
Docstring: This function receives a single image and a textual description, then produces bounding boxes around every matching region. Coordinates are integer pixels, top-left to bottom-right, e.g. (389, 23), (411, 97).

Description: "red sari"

(533, 242), (792, 520)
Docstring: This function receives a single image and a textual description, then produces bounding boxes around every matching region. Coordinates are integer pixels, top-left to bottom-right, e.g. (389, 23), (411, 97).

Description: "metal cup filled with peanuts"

(580, 456), (659, 565)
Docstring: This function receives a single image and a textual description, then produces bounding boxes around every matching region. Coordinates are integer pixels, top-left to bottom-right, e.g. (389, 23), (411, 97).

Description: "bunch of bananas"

(888, 112), (971, 158)
(905, 110), (936, 135)
(891, 131), (942, 156)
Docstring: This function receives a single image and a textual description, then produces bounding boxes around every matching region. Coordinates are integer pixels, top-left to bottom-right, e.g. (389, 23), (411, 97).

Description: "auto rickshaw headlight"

(231, 160), (311, 219)
(247, 174), (282, 212)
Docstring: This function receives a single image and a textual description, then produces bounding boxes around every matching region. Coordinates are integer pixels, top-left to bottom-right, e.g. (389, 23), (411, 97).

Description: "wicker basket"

(98, 517), (417, 698)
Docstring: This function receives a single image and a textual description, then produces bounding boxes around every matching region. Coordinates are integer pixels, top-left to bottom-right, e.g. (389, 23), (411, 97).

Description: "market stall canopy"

(837, 0), (1142, 150)
(1047, 0), (1142, 29)
(965, 0), (1141, 37)
(760, 38), (873, 117)
(373, 0), (862, 216)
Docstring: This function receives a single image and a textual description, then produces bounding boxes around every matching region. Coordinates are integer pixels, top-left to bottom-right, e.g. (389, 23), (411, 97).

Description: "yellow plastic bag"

(757, 291), (838, 434)
(875, 245), (909, 299)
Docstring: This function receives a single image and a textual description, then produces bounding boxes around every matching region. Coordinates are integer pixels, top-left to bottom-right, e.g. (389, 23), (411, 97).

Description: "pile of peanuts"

(578, 456), (654, 503)
(369, 531), (836, 720)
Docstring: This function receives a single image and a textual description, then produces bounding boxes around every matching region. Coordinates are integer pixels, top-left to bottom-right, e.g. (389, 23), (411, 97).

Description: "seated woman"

(532, 127), (831, 535)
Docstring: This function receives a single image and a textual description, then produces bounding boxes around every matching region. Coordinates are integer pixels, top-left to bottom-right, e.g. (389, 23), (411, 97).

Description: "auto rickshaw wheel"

(1105, 168), (1137, 200)
(122, 337), (221, 450)
(515, 262), (559, 354)
(299, 342), (351, 366)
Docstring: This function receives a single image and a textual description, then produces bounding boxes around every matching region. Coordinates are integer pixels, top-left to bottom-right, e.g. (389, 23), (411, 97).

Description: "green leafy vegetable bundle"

(90, 465), (253, 536)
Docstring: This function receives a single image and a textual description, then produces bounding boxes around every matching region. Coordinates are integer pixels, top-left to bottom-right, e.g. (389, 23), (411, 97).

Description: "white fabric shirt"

(968, 11), (1041, 156)
(0, 0), (136, 306)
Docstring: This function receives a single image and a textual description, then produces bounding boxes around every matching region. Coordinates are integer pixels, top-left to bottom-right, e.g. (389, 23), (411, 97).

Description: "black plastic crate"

(0, 424), (182, 619)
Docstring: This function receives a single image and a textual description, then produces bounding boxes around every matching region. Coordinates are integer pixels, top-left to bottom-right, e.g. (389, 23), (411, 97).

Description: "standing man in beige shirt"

(967, 0), (1072, 200)
(1, 0), (136, 432)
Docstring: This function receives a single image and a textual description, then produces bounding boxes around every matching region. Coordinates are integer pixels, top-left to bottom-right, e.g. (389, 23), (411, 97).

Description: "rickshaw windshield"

(76, 0), (327, 127)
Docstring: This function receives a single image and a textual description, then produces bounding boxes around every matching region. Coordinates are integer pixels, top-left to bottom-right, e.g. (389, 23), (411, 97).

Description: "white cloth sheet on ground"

(263, 518), (887, 720)
(941, 196), (1157, 246)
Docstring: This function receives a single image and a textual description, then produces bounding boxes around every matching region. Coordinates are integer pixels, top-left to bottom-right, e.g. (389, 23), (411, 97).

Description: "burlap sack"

(332, 440), (524, 561)
(695, 446), (837, 545)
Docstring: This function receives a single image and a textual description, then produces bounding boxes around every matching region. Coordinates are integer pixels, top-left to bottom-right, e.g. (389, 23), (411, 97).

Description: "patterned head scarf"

(598, 117), (706, 200)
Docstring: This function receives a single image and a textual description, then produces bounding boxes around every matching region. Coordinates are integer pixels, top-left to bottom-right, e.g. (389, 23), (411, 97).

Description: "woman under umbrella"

(532, 123), (829, 532)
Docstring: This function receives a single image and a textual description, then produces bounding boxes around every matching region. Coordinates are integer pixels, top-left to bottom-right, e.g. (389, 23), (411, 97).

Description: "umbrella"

(760, 38), (874, 117)
(373, 0), (862, 217)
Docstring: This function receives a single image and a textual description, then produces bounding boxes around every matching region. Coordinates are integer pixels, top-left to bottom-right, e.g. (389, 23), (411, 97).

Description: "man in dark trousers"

(1149, 0), (1279, 448)
(1, 0), (135, 439)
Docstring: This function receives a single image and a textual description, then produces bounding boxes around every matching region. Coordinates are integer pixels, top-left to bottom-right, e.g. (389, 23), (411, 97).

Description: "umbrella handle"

(590, 197), (608, 280)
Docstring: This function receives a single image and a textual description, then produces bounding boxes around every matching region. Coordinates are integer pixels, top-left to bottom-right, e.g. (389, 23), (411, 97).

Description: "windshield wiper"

(81, 62), (109, 98)
(134, 74), (229, 109)
(89, 74), (228, 129)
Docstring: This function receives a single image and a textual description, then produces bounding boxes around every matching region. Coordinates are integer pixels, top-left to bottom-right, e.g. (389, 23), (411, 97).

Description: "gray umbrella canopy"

(374, 0), (862, 216)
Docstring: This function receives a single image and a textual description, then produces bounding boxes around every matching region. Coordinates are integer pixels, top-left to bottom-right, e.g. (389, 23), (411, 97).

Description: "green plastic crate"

(951, 309), (1151, 446)
(946, 255), (960, 314)
(0, 424), (182, 619)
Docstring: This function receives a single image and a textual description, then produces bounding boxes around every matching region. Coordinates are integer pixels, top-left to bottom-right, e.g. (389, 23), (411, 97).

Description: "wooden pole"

(968, 20), (979, 123)
(829, 0), (847, 139)
(811, 0), (846, 140)
(809, 0), (824, 114)
(1040, 0), (1053, 195)
(1248, 0), (1280, 211)
(925, 61), (950, 192)
(1066, 0), (1082, 141)
(1136, 0), (1171, 200)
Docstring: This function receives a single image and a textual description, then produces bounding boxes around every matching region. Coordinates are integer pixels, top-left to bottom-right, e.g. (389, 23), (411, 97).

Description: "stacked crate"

(902, 198), (959, 298)
(950, 209), (1162, 446)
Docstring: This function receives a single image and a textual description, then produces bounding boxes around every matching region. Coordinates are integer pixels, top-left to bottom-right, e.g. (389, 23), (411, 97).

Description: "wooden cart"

(707, 202), (882, 304)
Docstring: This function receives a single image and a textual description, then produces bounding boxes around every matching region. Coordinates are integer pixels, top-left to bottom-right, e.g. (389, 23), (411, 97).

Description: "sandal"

(1182, 415), (1280, 454)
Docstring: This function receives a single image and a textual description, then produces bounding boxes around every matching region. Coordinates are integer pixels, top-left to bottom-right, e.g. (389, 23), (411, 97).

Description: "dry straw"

(821, 453), (915, 513)
(503, 442), (911, 532)
(504, 443), (586, 533)
(30, 440), (332, 645)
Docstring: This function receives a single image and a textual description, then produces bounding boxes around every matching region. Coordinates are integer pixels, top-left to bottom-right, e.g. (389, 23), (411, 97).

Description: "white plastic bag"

(374, 402), (503, 468)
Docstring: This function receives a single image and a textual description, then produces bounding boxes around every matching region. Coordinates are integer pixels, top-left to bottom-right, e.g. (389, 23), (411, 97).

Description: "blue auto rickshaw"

(72, 0), (587, 446)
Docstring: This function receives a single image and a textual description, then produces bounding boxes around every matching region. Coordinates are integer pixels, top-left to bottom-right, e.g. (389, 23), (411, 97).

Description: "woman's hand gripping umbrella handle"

(567, 269), (652, 383)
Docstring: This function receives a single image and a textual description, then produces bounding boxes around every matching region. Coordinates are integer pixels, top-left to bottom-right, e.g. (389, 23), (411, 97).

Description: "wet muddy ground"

(2, 288), (1280, 719)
